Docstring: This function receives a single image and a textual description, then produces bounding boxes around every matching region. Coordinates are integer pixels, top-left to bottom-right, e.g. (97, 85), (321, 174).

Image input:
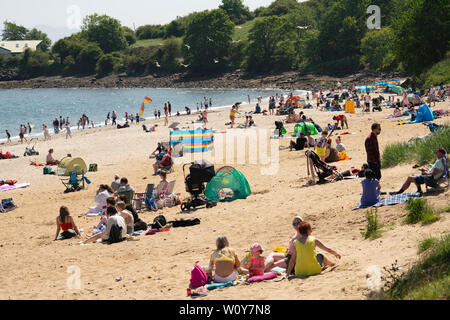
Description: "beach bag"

(108, 224), (124, 244)
(134, 219), (148, 232)
(145, 198), (158, 211)
(43, 167), (53, 175)
(190, 264), (209, 288)
(1, 198), (16, 213)
(151, 215), (167, 229)
(89, 163), (98, 172)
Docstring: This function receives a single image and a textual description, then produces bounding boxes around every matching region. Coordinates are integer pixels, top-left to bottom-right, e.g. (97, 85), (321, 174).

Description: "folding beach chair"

(117, 189), (135, 205)
(425, 155), (449, 192)
(61, 170), (91, 192)
(305, 150), (342, 184)
(133, 183), (154, 211)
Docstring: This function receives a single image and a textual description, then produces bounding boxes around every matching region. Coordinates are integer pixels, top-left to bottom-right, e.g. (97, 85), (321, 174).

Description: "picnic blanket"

(353, 192), (421, 210)
(0, 183), (31, 193)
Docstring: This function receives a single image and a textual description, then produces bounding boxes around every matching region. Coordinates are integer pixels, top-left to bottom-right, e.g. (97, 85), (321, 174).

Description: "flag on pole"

(144, 96), (153, 104)
(139, 102), (145, 117)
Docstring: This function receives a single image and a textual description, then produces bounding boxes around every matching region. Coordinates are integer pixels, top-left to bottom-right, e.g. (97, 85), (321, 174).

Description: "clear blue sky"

(1, 0), (281, 41)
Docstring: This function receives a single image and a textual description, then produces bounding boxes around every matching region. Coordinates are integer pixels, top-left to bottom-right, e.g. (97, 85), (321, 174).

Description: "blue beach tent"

(415, 104), (434, 123)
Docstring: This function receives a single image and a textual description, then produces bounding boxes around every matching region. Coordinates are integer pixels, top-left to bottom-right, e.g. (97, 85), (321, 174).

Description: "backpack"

(108, 224), (124, 244)
(190, 264), (209, 288)
(151, 215), (167, 229)
(0, 198), (16, 213)
(134, 219), (148, 231)
(171, 217), (200, 228)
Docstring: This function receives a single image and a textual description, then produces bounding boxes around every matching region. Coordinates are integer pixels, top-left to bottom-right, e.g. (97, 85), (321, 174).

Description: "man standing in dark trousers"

(365, 123), (382, 181)
(168, 101), (171, 116)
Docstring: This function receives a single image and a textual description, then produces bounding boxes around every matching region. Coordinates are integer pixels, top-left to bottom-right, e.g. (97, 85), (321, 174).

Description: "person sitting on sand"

(118, 195), (147, 232)
(360, 169), (381, 207)
(81, 206), (127, 244)
(390, 147), (447, 196)
(54, 206), (81, 240)
(46, 149), (60, 165)
(111, 174), (121, 192)
(335, 136), (346, 153)
(86, 184), (114, 215)
(324, 139), (340, 163)
(387, 107), (402, 119)
(206, 236), (241, 283)
(305, 131), (315, 148)
(287, 221), (341, 277)
(153, 152), (173, 175)
(255, 103), (261, 114)
(290, 132), (307, 151)
(116, 201), (134, 235)
(264, 216), (304, 273)
(116, 177), (134, 194)
(240, 243), (266, 277)
(315, 131), (328, 161)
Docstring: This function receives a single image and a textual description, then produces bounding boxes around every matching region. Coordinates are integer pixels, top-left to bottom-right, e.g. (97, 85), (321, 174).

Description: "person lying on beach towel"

(0, 151), (18, 159)
(287, 221), (341, 278)
(206, 236), (241, 283)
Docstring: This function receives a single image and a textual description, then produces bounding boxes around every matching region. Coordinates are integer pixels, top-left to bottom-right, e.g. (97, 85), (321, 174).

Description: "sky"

(0, 0), (279, 42)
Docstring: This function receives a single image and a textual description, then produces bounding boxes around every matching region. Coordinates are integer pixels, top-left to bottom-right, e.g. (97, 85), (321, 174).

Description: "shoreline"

(0, 70), (407, 90)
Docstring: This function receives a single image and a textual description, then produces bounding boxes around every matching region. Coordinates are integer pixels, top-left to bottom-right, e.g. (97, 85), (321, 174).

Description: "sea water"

(0, 87), (309, 143)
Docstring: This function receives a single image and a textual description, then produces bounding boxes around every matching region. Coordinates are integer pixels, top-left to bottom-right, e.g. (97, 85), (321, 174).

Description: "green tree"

(0, 53), (5, 69)
(257, 0), (300, 17)
(5, 55), (20, 69)
(25, 28), (52, 51)
(245, 16), (297, 71)
(183, 9), (234, 73)
(24, 49), (50, 76)
(96, 53), (122, 75)
(165, 20), (184, 38)
(361, 27), (397, 71)
(136, 25), (166, 40)
(391, 0), (449, 75)
(76, 43), (103, 74)
(228, 39), (247, 70)
(1, 21), (28, 40)
(122, 26), (137, 46)
(81, 14), (128, 53)
(219, 0), (253, 25)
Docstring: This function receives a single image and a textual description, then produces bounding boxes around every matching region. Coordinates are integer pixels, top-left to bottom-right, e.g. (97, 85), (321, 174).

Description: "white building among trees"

(0, 40), (42, 57)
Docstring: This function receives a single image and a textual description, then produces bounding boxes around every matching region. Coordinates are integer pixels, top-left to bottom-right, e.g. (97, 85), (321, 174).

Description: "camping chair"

(61, 170), (91, 192)
(425, 155), (449, 192)
(133, 183), (154, 211)
(117, 189), (135, 205)
(154, 180), (176, 199)
(305, 150), (342, 184)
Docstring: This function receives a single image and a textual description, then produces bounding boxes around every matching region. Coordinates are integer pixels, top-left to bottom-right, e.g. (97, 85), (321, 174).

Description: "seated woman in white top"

(86, 184), (114, 215)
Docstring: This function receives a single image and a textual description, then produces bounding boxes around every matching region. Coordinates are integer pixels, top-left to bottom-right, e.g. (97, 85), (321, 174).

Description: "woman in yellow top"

(287, 221), (340, 277)
(207, 236), (241, 283)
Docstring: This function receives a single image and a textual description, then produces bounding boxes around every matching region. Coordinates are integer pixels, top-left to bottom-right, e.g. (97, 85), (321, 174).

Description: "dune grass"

(381, 126), (450, 169)
(405, 198), (440, 225)
(418, 237), (439, 253)
(376, 234), (450, 300)
(361, 208), (383, 240)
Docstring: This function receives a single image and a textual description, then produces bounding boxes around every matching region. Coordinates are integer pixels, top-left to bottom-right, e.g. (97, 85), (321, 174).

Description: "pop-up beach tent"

(294, 122), (319, 136)
(408, 94), (424, 106)
(57, 157), (87, 176)
(415, 104), (434, 123)
(391, 86), (405, 95)
(205, 166), (251, 202)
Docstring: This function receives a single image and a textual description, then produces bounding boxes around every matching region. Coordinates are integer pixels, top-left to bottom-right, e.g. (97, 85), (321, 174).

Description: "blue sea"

(0, 87), (310, 142)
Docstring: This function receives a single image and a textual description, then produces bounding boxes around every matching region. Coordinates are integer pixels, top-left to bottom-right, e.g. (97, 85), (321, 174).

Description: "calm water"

(0, 88), (309, 142)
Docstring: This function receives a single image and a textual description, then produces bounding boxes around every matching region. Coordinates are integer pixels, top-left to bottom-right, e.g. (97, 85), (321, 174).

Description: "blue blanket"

(354, 192), (421, 210)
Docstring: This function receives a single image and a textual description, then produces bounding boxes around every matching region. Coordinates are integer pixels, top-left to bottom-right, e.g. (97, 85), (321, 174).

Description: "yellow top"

(212, 247), (236, 264)
(294, 236), (322, 276)
(230, 110), (235, 117)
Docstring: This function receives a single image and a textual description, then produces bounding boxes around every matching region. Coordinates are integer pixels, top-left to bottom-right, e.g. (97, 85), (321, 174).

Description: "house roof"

(0, 40), (42, 54)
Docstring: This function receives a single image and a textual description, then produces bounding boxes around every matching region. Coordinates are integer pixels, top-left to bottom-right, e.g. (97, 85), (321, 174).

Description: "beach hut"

(205, 166), (251, 202)
(57, 157), (88, 176)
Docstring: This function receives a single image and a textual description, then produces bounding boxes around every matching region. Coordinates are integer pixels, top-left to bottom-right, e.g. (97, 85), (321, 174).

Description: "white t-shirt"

(102, 215), (127, 241)
(430, 158), (445, 180)
(365, 95), (371, 103)
(430, 87), (436, 95)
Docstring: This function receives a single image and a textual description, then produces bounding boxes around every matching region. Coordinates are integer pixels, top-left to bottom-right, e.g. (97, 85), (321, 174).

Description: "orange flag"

(144, 96), (152, 104)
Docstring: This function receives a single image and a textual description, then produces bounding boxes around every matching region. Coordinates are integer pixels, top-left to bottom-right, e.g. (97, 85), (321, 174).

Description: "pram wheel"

(181, 202), (189, 212)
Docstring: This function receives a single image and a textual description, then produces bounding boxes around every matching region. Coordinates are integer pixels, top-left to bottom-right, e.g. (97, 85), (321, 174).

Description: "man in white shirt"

(364, 93), (371, 112)
(81, 206), (127, 244)
(391, 148), (447, 195)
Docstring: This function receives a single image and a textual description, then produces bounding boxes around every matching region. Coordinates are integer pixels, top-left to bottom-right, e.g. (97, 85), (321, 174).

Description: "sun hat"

(250, 243), (264, 253)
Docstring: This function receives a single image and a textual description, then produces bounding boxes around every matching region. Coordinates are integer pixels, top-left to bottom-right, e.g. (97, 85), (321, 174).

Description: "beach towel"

(246, 272), (277, 283)
(206, 281), (234, 291)
(0, 183), (30, 193)
(353, 192), (421, 210)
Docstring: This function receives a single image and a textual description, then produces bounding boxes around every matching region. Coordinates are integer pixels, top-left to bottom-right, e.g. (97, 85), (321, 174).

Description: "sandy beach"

(0, 89), (448, 300)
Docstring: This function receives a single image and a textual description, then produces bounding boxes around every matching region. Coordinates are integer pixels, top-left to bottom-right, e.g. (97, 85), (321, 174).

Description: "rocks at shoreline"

(0, 70), (407, 90)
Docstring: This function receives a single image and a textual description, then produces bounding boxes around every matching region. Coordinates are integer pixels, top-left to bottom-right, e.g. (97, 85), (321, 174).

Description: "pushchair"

(180, 160), (217, 211)
(24, 142), (39, 156)
(305, 150), (343, 184)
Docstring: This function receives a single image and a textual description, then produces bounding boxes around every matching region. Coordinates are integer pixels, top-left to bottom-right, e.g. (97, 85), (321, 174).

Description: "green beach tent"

(57, 157), (88, 176)
(294, 122), (319, 136)
(391, 86), (405, 95)
(205, 166), (251, 202)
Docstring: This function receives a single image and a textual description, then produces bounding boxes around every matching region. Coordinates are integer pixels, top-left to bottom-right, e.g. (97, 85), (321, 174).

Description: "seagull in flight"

(155, 61), (161, 68)
(181, 63), (190, 68)
(236, 26), (242, 29)
(232, 40), (241, 43)
(213, 59), (219, 64)
(184, 44), (191, 50)
(296, 26), (309, 30)
(207, 37), (214, 42)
